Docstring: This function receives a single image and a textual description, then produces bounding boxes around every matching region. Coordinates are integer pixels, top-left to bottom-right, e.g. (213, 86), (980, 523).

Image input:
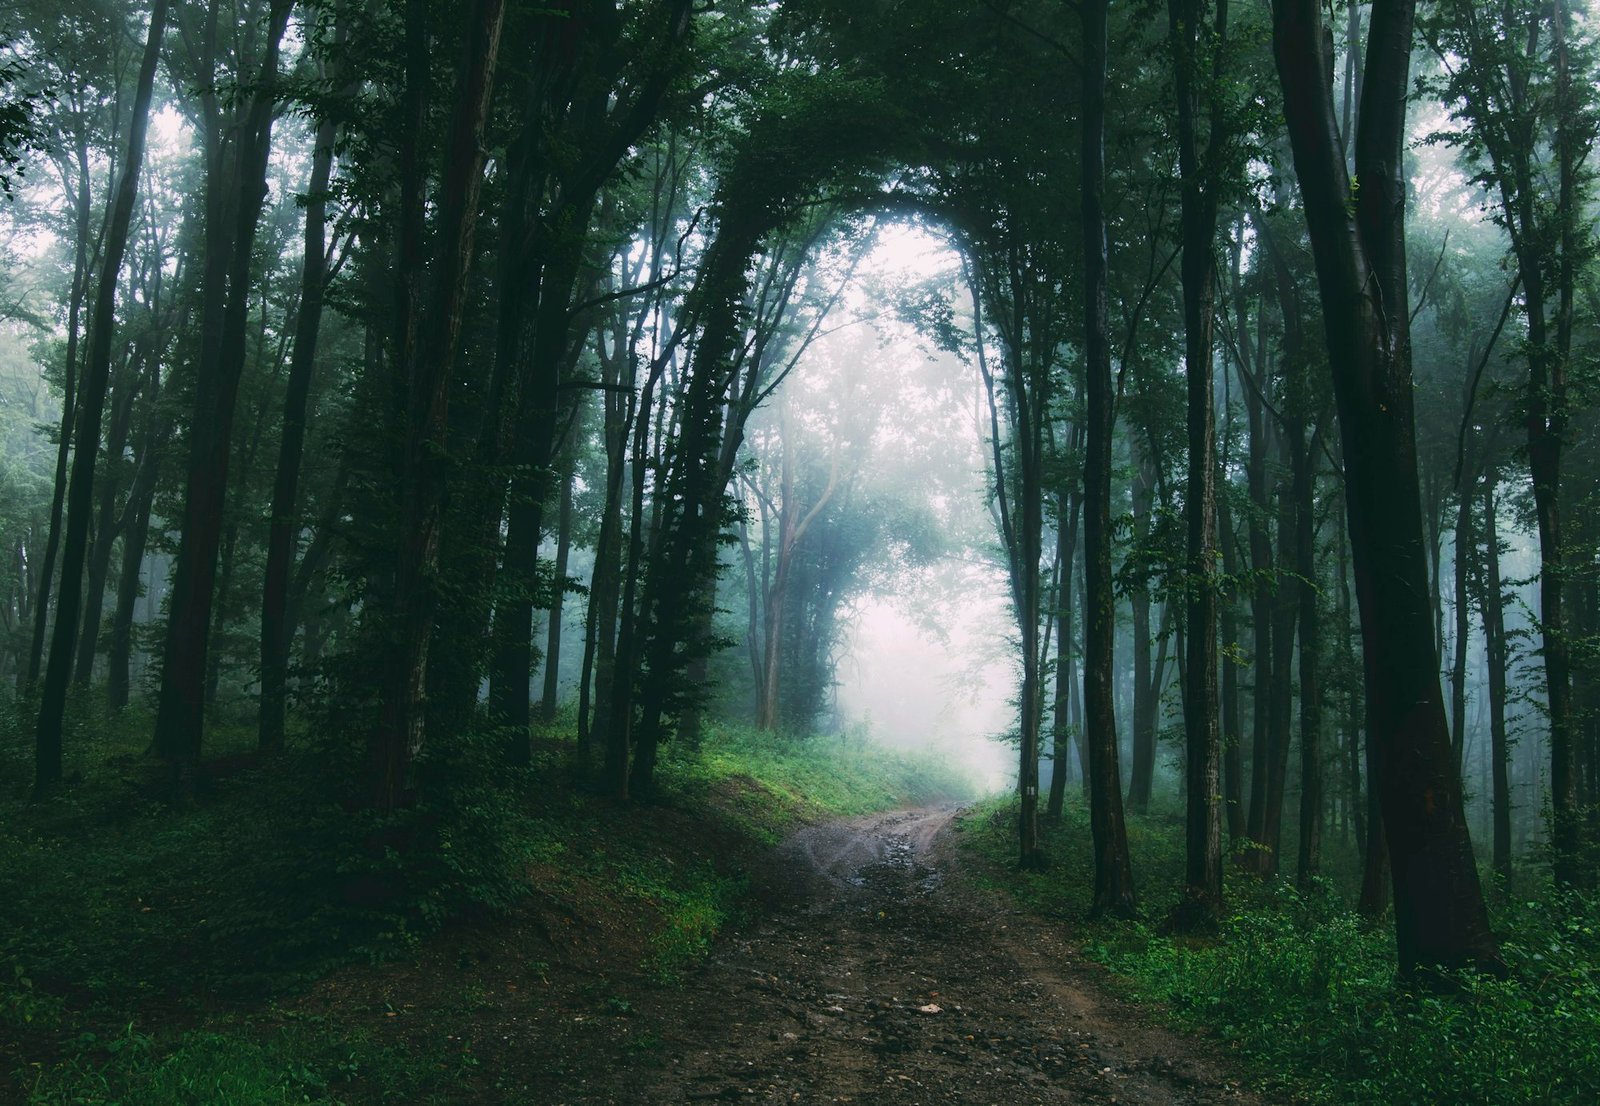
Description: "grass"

(24, 1018), (465, 1106)
(958, 793), (1600, 1105)
(0, 696), (972, 1104)
(666, 720), (973, 837)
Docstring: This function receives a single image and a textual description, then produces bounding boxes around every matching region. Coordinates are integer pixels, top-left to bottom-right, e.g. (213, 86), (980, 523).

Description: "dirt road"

(533, 807), (1259, 1105)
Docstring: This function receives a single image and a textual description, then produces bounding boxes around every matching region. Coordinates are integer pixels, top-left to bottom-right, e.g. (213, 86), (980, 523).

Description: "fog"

(836, 591), (1016, 793)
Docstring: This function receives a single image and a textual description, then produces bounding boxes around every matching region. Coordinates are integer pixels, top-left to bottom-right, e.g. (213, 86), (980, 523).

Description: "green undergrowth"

(24, 1017), (466, 1106)
(0, 695), (968, 1103)
(665, 721), (974, 839)
(959, 794), (1600, 1105)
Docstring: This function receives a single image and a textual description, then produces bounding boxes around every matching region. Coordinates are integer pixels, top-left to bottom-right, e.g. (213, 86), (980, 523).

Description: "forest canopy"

(1, 0), (1599, 1101)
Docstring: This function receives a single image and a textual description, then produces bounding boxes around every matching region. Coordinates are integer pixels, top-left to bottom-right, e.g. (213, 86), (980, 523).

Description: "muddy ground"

(441, 806), (1264, 1105)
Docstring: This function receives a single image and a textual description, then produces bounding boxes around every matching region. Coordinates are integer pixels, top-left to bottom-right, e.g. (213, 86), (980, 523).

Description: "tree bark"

(1481, 477), (1512, 882)
(1421, 0), (1584, 888)
(72, 353), (142, 688)
(1243, 362), (1275, 851)
(1258, 455), (1298, 879)
(540, 460), (576, 723)
(260, 25), (342, 753)
(626, 220), (764, 799)
(1450, 479), (1472, 773)
(1169, 0), (1228, 925)
(488, 222), (593, 763)
(578, 327), (635, 765)
(1128, 440), (1155, 814)
(33, 0), (170, 795)
(1294, 427), (1322, 887)
(25, 137), (92, 691)
(1048, 480), (1082, 821)
(203, 516), (240, 709)
(1539, 0), (1580, 888)
(1218, 466), (1245, 838)
(153, 0), (293, 776)
(1261, 214), (1323, 888)
(107, 440), (159, 710)
(1340, 520), (1365, 853)
(1081, 0), (1137, 916)
(371, 0), (507, 810)
(1272, 0), (1500, 974)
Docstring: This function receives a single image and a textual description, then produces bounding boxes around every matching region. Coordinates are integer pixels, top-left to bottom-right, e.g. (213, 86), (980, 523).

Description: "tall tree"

(14, 0), (124, 692)
(370, 0), (507, 810)
(33, 0), (170, 796)
(260, 3), (347, 753)
(1271, 0), (1501, 975)
(971, 251), (1049, 870)
(1081, 0), (1137, 916)
(539, 459), (576, 724)
(1481, 475), (1513, 881)
(1418, 0), (1599, 888)
(152, 0), (294, 774)
(1167, 0), (1231, 927)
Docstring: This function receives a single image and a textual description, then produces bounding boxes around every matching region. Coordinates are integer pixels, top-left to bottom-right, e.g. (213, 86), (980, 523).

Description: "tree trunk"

(1294, 427), (1322, 887)
(627, 224), (766, 800)
(1169, 0), (1228, 926)
(1481, 478), (1512, 882)
(677, 601), (716, 747)
(970, 256), (1048, 869)
(1082, 0), (1137, 916)
(25, 137), (93, 691)
(540, 461), (576, 723)
(153, 1), (293, 776)
(1218, 468), (1245, 838)
(1272, 0), (1500, 974)
(1244, 371), (1275, 850)
(108, 445), (159, 710)
(203, 517), (239, 708)
(260, 40), (341, 753)
(1424, 469), (1445, 662)
(578, 360), (632, 765)
(1579, 579), (1600, 853)
(371, 0), (507, 810)
(1332, 474), (1367, 854)
(491, 479), (543, 765)
(1260, 206), (1323, 889)
(1258, 457), (1298, 879)
(435, 5), (694, 746)
(1340, 0), (1364, 164)
(1048, 482), (1082, 821)
(1011, 356), (1045, 870)
(488, 215), (593, 764)
(1358, 711), (1390, 919)
(74, 354), (145, 688)
(1538, 0), (1580, 888)
(604, 347), (677, 798)
(1128, 441), (1155, 814)
(33, 0), (170, 795)
(1450, 481), (1472, 774)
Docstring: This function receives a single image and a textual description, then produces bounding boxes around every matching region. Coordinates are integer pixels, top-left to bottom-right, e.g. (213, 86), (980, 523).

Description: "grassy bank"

(958, 795), (1600, 1105)
(0, 703), (970, 1104)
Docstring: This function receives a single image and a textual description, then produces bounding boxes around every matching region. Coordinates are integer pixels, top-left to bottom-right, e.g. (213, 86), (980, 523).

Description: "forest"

(0, 0), (1598, 1102)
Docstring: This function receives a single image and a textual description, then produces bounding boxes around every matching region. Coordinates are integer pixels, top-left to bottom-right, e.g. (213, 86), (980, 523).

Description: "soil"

(335, 805), (1263, 1104)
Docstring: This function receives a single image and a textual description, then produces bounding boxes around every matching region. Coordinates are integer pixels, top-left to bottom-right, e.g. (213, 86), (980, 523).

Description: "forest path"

(542, 806), (1261, 1105)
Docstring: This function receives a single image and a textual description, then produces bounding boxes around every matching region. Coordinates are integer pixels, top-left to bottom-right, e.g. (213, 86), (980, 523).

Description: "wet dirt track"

(533, 806), (1261, 1106)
